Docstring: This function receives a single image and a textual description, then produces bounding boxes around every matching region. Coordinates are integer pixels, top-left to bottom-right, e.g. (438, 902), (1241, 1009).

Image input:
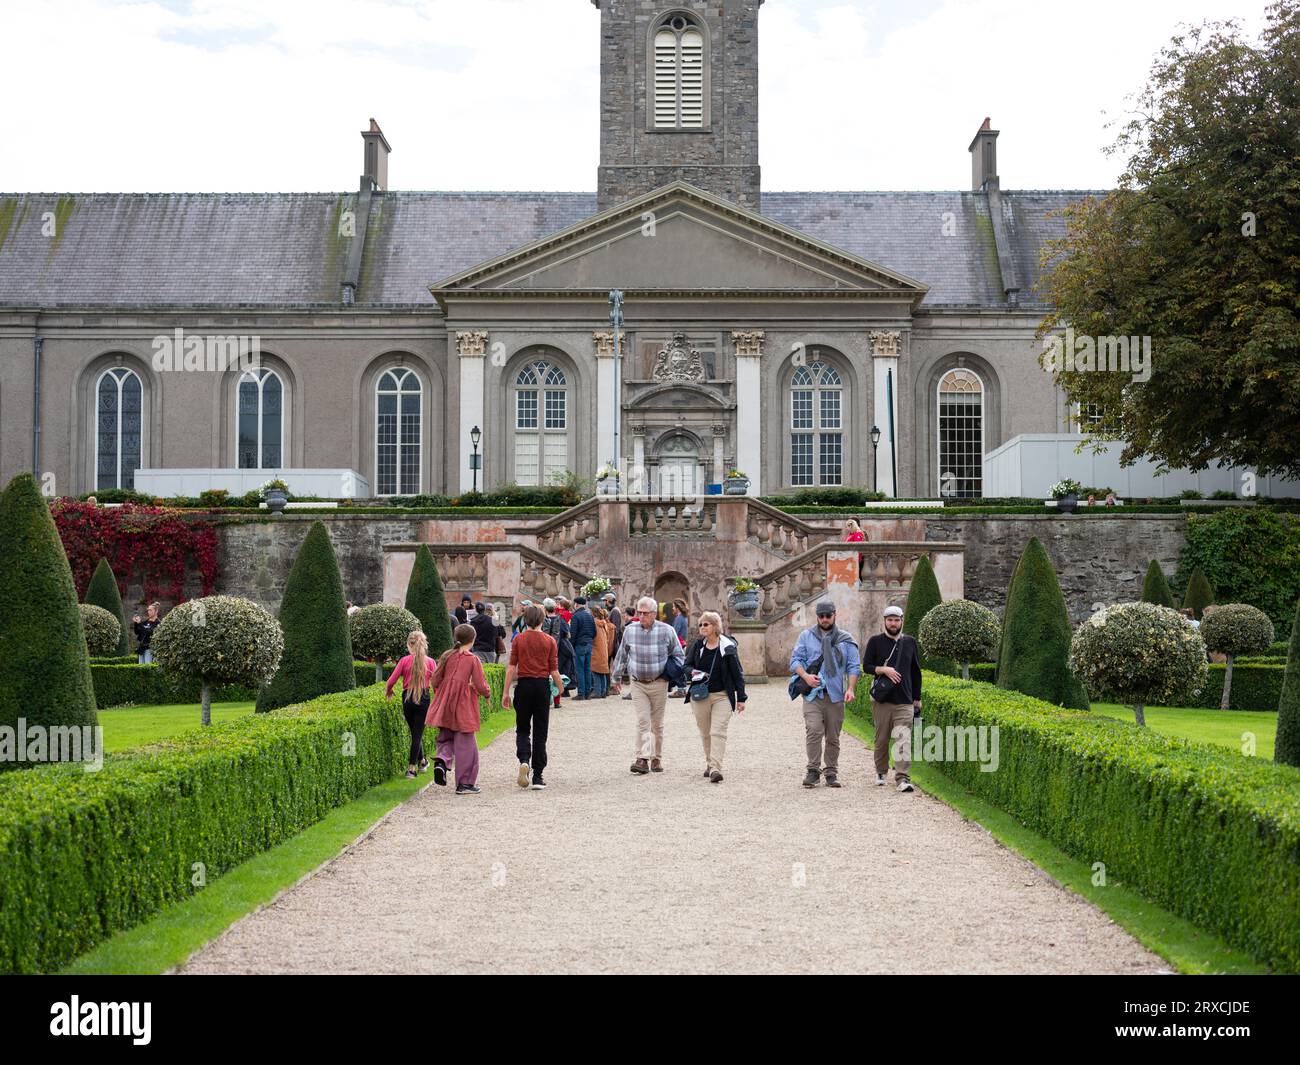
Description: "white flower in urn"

(596, 464), (619, 481)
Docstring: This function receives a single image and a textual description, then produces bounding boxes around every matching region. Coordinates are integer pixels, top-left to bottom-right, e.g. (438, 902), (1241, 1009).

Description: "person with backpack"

(681, 611), (746, 783)
(789, 600), (861, 789)
(502, 604), (565, 790)
(568, 596), (597, 700)
(428, 623), (492, 795)
(384, 629), (436, 780)
(541, 598), (574, 708)
(862, 604), (922, 793)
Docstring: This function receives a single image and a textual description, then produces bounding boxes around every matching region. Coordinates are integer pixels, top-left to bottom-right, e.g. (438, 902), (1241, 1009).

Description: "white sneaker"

(875, 775), (886, 787)
(517, 762), (530, 789)
(898, 780), (914, 793)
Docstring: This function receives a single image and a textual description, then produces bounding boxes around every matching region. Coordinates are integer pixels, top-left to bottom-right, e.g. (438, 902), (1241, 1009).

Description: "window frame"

(936, 367), (985, 499)
(787, 360), (845, 488)
(646, 12), (711, 133)
(235, 367), (285, 471)
(94, 366), (144, 491)
(512, 358), (570, 487)
(375, 367), (423, 497)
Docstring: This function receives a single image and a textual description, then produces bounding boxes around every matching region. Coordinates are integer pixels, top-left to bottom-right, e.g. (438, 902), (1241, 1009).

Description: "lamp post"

(609, 289), (624, 495)
(470, 424), (481, 493)
(870, 424), (881, 494)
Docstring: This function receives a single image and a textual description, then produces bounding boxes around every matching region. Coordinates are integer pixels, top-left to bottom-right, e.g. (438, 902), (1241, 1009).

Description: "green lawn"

(1088, 703), (1277, 760)
(98, 701), (256, 753)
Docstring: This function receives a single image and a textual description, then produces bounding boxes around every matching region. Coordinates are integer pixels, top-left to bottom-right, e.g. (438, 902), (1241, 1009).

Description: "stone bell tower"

(594, 0), (762, 212)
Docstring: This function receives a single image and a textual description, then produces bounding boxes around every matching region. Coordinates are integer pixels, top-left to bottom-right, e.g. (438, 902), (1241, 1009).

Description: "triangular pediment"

(429, 181), (928, 307)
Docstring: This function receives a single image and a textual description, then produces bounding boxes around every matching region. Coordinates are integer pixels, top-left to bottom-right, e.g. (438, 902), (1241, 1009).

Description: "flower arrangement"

(259, 478), (290, 499)
(582, 576), (612, 598)
(595, 465), (619, 481)
(1049, 479), (1083, 499)
(731, 577), (759, 593)
(726, 469), (749, 481)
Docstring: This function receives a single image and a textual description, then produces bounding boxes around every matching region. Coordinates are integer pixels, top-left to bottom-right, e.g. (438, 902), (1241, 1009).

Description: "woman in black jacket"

(681, 611), (747, 783)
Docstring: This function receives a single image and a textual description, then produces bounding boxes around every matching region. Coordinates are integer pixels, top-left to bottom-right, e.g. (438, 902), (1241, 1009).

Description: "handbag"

(689, 642), (719, 701)
(869, 637), (901, 702)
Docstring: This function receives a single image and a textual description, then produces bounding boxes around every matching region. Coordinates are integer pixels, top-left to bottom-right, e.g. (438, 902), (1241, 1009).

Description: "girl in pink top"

(428, 623), (492, 794)
(386, 630), (436, 780)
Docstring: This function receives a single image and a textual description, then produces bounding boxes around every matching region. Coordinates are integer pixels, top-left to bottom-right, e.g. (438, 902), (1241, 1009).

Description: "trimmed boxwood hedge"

(964, 661), (1283, 711)
(849, 673), (1300, 972)
(0, 664), (507, 973)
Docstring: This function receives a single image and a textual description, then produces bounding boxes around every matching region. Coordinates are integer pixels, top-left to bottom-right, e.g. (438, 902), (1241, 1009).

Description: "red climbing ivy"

(50, 500), (220, 604)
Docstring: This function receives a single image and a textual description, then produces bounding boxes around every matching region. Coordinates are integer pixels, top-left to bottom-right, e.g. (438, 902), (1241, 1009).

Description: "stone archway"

(653, 571), (690, 617)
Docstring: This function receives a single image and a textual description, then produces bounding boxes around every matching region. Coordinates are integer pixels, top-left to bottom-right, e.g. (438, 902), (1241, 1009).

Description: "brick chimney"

(968, 117), (998, 190)
(360, 118), (391, 192)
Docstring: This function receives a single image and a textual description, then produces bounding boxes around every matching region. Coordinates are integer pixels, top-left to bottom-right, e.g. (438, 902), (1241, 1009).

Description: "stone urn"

(597, 476), (619, 496)
(723, 476), (750, 496)
(730, 587), (761, 619)
(1055, 493), (1078, 514)
(265, 487), (288, 515)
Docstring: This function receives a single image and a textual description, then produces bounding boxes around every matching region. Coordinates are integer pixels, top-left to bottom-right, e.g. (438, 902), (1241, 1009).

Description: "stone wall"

(924, 514), (1187, 624)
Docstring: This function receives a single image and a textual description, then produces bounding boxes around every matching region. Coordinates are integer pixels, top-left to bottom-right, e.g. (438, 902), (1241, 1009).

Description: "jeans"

(402, 693), (429, 766)
(574, 646), (593, 697)
(593, 671), (609, 697)
(138, 649), (154, 664)
(514, 677), (551, 776)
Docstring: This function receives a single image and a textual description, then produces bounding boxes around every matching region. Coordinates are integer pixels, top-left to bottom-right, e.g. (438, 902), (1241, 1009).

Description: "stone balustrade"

(628, 498), (718, 536)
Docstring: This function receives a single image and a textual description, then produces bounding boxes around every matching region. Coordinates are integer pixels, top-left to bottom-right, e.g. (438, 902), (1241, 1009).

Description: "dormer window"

(652, 13), (706, 129)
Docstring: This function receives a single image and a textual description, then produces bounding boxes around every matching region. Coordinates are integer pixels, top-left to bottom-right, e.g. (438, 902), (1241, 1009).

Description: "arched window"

(514, 359), (568, 486)
(653, 14), (705, 128)
(376, 368), (422, 496)
(95, 367), (143, 490)
(938, 368), (984, 498)
(789, 361), (843, 487)
(237, 367), (284, 469)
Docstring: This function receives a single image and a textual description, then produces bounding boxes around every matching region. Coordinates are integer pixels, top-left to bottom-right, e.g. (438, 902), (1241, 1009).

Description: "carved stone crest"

(652, 332), (705, 382)
(455, 330), (489, 357)
(731, 330), (765, 357)
(869, 331), (901, 357)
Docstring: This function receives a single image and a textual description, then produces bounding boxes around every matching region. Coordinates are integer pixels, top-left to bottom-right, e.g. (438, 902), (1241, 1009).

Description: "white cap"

(883, 605), (904, 618)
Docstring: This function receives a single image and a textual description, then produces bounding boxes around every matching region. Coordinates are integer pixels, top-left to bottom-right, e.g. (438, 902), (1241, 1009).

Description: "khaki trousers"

(803, 695), (845, 773)
(872, 700), (914, 783)
(631, 678), (669, 760)
(692, 691), (732, 772)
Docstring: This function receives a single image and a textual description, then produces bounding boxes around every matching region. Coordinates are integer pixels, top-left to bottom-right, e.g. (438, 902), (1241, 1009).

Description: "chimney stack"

(968, 117), (998, 190)
(360, 118), (391, 192)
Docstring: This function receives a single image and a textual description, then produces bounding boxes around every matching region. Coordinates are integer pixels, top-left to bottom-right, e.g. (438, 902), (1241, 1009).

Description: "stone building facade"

(0, 1), (1097, 502)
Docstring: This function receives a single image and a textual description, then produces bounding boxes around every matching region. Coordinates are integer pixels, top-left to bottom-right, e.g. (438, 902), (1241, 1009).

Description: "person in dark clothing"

(680, 611), (747, 782)
(503, 604), (565, 790)
(568, 596), (597, 700)
(861, 604), (923, 792)
(131, 602), (162, 664)
(540, 597), (574, 707)
(454, 595), (476, 625)
(470, 603), (498, 663)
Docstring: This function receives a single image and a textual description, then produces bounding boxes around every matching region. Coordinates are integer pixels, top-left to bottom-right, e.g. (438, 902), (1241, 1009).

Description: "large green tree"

(996, 537), (1090, 711)
(0, 473), (99, 767)
(903, 554), (955, 676)
(404, 544), (454, 657)
(256, 521), (355, 713)
(84, 557), (130, 656)
(1038, 2), (1300, 478)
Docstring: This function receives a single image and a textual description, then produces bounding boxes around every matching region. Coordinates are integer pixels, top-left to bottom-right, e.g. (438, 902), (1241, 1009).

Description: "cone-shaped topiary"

(350, 603), (421, 682)
(1182, 566), (1215, 621)
(85, 557), (130, 656)
(1141, 559), (1176, 608)
(79, 603), (121, 657)
(0, 473), (99, 768)
(404, 544), (453, 657)
(1275, 595), (1300, 768)
(256, 521), (356, 713)
(996, 537), (1090, 710)
(903, 554), (956, 675)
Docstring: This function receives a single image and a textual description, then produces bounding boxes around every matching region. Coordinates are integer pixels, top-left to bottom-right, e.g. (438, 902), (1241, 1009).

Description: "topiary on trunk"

(404, 544), (454, 657)
(918, 599), (1000, 680)
(1275, 595), (1300, 768)
(903, 554), (956, 675)
(1201, 603), (1275, 712)
(0, 472), (99, 768)
(350, 603), (421, 682)
(84, 557), (130, 655)
(1141, 559), (1176, 608)
(996, 537), (1090, 710)
(256, 521), (356, 713)
(1182, 566), (1215, 620)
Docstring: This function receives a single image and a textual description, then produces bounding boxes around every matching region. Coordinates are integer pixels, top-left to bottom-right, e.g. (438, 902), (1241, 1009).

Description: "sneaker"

(530, 777), (547, 790)
(709, 770), (724, 784)
(622, 692), (632, 701)
(419, 758), (429, 773)
(898, 780), (914, 793)
(455, 783), (482, 795)
(517, 762), (530, 789)
(802, 769), (820, 788)
(630, 758), (650, 774)
(433, 759), (448, 787)
(405, 769), (418, 780)
(824, 772), (841, 788)
(704, 768), (712, 778)
(875, 775), (886, 787)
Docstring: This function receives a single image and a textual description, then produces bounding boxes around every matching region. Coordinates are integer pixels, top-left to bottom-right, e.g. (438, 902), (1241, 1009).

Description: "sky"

(0, 0), (1270, 194)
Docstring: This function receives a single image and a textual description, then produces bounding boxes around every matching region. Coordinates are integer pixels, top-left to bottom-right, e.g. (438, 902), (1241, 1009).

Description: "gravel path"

(178, 684), (1167, 974)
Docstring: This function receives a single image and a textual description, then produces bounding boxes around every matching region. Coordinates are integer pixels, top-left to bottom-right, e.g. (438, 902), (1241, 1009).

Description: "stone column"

(870, 330), (902, 497)
(732, 331), (765, 495)
(457, 331), (488, 493)
(631, 425), (647, 495)
(711, 423), (726, 484)
(593, 331), (624, 473)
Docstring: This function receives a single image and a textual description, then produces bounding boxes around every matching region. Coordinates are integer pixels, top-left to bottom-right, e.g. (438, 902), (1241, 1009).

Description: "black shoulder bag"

(869, 638), (901, 702)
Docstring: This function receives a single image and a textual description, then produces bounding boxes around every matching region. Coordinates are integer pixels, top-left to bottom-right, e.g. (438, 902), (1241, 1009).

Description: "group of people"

(383, 584), (924, 797)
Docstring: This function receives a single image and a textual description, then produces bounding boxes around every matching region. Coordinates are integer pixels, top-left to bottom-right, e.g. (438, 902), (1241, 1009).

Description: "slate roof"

(0, 188), (1101, 311)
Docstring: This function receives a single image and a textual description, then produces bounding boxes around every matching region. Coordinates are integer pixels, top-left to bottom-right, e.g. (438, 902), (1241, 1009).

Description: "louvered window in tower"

(653, 18), (705, 129)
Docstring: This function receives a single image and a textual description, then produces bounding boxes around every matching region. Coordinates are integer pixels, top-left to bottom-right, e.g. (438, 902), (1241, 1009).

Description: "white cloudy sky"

(1, 0), (1268, 193)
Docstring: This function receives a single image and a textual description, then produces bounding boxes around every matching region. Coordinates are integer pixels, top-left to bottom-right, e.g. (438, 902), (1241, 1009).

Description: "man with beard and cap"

(862, 604), (923, 792)
(789, 600), (861, 788)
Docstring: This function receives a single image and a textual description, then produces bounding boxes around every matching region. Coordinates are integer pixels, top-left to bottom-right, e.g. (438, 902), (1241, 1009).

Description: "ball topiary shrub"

(152, 595), (284, 725)
(918, 599), (1000, 680)
(78, 604), (121, 657)
(903, 554), (955, 675)
(1069, 602), (1209, 726)
(1201, 603), (1276, 711)
(350, 603), (421, 682)
(84, 558), (130, 656)
(1141, 559), (1176, 608)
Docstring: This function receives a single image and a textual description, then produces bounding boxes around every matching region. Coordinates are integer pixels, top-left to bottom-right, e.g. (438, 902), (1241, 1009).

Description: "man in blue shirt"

(789, 600), (861, 788)
(568, 596), (597, 700)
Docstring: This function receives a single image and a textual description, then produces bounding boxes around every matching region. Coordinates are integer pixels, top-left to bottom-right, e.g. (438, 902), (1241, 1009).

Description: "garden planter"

(723, 477), (750, 496)
(265, 488), (288, 515)
(730, 589), (760, 619)
(1055, 493), (1078, 514)
(597, 477), (619, 496)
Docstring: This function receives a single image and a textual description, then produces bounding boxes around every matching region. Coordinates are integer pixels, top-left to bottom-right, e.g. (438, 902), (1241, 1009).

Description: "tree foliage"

(84, 558), (130, 656)
(1141, 559), (1176, 608)
(404, 545), (454, 657)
